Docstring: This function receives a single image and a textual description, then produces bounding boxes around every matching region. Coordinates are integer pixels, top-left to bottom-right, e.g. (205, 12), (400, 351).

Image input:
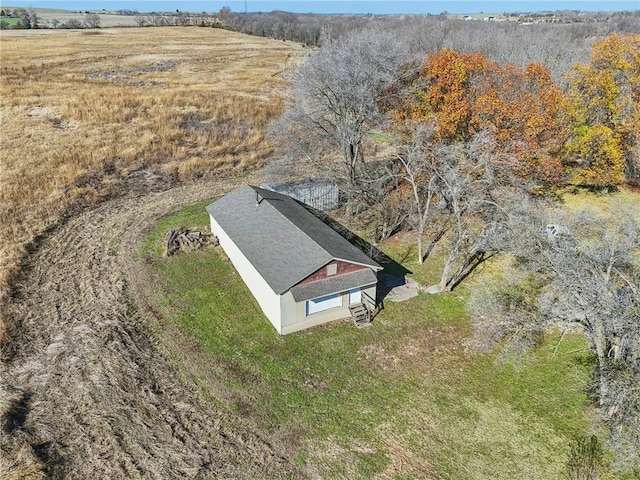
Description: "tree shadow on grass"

(304, 204), (412, 307)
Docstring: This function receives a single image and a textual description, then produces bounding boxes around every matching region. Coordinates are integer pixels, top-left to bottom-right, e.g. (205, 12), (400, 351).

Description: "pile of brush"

(165, 228), (217, 256)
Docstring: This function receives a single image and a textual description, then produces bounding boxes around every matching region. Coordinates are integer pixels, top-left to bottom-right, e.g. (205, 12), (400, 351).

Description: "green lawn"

(0, 17), (22, 28)
(560, 185), (640, 222)
(139, 201), (596, 479)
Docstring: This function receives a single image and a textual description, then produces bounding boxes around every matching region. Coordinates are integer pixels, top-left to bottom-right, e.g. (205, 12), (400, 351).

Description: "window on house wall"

(306, 292), (341, 315)
(326, 263), (337, 276)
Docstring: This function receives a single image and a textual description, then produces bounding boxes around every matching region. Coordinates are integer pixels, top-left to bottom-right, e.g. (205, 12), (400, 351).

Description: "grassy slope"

(139, 201), (595, 479)
(561, 186), (640, 222)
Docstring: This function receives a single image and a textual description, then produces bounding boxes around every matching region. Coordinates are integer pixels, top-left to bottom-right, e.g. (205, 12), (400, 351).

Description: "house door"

(348, 288), (361, 305)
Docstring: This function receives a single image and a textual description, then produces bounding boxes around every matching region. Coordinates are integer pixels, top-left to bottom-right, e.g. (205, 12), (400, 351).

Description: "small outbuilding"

(206, 185), (382, 334)
(261, 177), (339, 211)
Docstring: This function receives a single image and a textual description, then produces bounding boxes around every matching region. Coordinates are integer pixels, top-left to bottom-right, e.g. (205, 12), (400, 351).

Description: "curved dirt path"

(1, 175), (299, 479)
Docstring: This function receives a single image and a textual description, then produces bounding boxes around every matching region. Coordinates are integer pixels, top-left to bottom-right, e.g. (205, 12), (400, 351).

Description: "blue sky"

(1, 1), (638, 14)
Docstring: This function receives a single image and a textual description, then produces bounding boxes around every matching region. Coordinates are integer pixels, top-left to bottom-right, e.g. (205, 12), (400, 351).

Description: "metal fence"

(262, 178), (339, 211)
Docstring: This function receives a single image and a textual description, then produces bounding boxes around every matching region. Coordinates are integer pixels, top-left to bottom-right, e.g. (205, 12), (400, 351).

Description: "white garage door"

(306, 292), (342, 315)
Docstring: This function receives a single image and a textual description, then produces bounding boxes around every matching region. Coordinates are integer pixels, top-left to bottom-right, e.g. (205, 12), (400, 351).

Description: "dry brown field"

(0, 26), (301, 307)
(2, 7), (141, 28)
(0, 26), (303, 478)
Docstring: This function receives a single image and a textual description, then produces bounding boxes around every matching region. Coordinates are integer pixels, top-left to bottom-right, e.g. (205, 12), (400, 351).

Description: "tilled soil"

(0, 174), (300, 479)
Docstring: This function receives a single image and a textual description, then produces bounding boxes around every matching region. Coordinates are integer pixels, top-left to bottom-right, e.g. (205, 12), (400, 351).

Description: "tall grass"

(0, 27), (302, 311)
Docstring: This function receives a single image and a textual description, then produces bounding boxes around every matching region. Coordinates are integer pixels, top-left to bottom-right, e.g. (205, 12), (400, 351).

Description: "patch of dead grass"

(0, 27), (303, 327)
(0, 445), (45, 480)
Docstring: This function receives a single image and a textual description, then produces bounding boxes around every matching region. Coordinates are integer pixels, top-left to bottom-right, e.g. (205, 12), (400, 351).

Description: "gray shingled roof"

(206, 185), (381, 295)
(289, 269), (378, 302)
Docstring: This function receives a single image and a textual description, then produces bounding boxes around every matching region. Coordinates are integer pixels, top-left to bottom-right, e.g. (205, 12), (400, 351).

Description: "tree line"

(222, 9), (640, 50)
(0, 8), (101, 29)
(270, 28), (640, 474)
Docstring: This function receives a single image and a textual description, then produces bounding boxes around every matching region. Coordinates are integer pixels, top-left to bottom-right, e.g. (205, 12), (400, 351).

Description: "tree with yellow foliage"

(565, 125), (625, 187)
(564, 33), (640, 187)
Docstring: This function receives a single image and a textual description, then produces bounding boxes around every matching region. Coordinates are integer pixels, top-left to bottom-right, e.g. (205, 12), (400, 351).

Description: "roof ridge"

(251, 185), (334, 257)
(208, 185), (380, 295)
(251, 185), (381, 271)
(249, 185), (333, 291)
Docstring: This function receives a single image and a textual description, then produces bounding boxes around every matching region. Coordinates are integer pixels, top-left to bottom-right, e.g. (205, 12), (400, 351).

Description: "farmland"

(0, 20), (638, 479)
(0, 26), (302, 302)
(0, 26), (302, 478)
(0, 7), (139, 28)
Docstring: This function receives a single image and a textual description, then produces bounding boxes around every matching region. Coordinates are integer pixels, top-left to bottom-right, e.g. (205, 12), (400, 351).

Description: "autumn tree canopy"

(391, 49), (567, 186)
(564, 33), (640, 187)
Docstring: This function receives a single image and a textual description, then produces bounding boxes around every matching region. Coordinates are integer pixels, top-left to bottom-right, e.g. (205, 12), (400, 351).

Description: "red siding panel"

(296, 260), (368, 287)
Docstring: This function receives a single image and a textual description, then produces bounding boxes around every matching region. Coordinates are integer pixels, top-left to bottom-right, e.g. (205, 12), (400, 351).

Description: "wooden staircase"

(349, 303), (372, 328)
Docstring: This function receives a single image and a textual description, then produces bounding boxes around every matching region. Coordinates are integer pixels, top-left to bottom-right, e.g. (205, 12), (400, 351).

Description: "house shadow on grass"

(303, 204), (412, 309)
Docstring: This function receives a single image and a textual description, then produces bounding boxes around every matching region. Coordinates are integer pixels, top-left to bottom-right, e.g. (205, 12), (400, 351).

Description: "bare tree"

(26, 8), (39, 28)
(392, 123), (442, 264)
(388, 127), (524, 287)
(271, 28), (410, 217)
(540, 210), (640, 470)
(149, 14), (167, 26)
(134, 15), (148, 27)
(423, 135), (516, 293)
(61, 19), (83, 29)
(469, 205), (640, 471)
(84, 13), (101, 28)
(353, 158), (410, 244)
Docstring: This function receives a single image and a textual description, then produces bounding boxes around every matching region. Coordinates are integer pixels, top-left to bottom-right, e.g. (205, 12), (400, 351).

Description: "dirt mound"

(0, 177), (300, 479)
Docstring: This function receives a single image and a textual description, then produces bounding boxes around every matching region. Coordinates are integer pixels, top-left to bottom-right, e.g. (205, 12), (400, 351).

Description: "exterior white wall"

(280, 291), (350, 335)
(279, 284), (377, 335)
(280, 292), (298, 331)
(209, 215), (283, 333)
(210, 211), (379, 335)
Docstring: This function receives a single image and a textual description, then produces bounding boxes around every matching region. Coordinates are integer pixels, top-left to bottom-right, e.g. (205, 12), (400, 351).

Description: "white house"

(206, 185), (382, 334)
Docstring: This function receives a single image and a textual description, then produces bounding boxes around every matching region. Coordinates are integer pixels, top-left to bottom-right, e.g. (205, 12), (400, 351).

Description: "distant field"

(1, 7), (139, 27)
(0, 26), (303, 307)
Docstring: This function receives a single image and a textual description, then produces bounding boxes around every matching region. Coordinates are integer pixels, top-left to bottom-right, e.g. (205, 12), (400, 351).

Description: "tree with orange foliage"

(396, 49), (487, 141)
(471, 62), (566, 185)
(392, 49), (566, 187)
(564, 33), (640, 187)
